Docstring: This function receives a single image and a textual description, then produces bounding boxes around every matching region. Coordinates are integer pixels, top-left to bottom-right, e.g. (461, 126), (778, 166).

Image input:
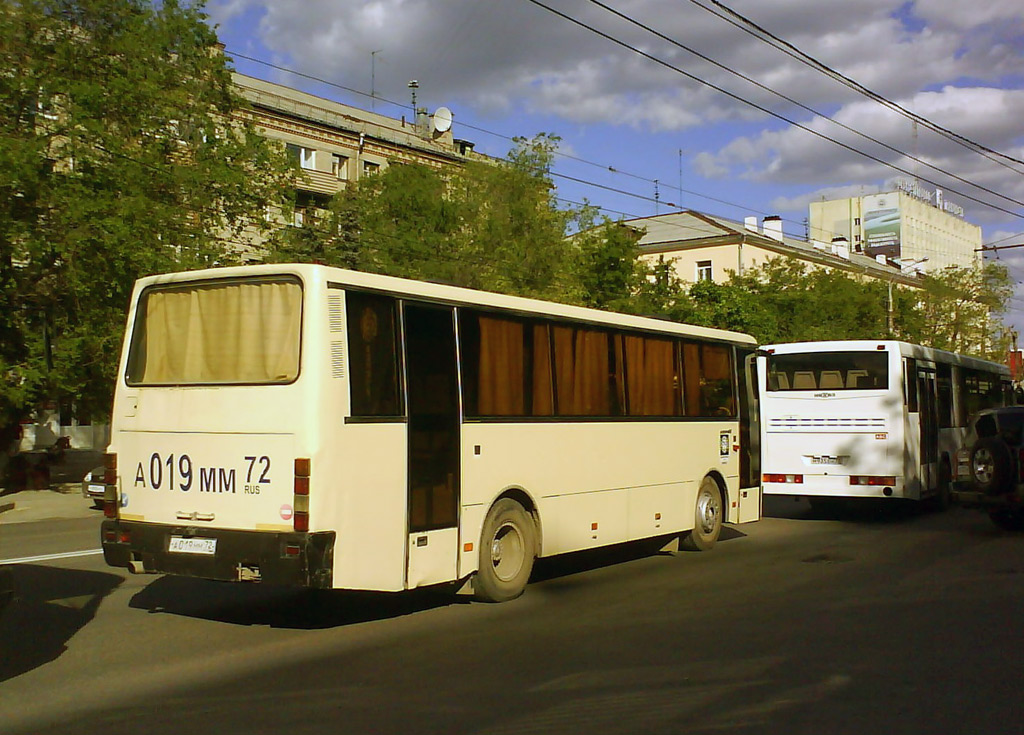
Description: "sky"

(204, 0), (1024, 336)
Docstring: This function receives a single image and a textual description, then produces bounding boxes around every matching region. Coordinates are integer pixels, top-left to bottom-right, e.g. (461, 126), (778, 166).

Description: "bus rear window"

(767, 351), (888, 392)
(125, 277), (302, 385)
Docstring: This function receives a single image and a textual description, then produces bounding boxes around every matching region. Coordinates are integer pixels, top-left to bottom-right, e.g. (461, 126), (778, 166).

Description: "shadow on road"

(129, 528), (750, 628)
(763, 495), (923, 523)
(0, 564), (122, 683)
(129, 576), (464, 629)
(532, 527), (747, 584)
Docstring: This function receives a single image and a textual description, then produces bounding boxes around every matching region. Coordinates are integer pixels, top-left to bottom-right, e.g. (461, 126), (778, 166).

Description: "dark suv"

(953, 406), (1024, 531)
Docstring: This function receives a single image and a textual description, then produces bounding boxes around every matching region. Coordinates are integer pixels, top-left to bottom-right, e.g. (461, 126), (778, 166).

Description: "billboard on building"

(863, 194), (901, 260)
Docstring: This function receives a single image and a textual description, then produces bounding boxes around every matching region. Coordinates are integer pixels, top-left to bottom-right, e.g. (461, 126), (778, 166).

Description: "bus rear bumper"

(763, 477), (907, 499)
(101, 520), (335, 588)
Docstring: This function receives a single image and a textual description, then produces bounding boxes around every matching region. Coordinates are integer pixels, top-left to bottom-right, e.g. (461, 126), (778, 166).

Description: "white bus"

(758, 340), (1011, 506)
(100, 264), (761, 601)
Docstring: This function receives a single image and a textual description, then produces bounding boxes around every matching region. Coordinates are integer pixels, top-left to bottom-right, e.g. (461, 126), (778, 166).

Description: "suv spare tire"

(969, 436), (1013, 495)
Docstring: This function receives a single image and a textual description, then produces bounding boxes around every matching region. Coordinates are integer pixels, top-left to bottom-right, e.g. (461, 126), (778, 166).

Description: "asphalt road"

(1, 498), (1022, 735)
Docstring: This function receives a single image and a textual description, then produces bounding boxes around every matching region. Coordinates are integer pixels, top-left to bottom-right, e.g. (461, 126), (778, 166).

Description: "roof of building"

(232, 72), (477, 163)
(624, 210), (924, 287)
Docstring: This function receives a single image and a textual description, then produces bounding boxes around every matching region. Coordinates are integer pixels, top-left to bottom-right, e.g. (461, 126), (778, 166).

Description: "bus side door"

(917, 365), (939, 495)
(403, 302), (461, 587)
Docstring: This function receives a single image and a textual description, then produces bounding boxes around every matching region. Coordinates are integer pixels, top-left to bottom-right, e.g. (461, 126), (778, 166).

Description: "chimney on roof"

(744, 216), (758, 232)
(763, 215), (784, 241)
(830, 237), (850, 259)
(876, 254), (888, 266)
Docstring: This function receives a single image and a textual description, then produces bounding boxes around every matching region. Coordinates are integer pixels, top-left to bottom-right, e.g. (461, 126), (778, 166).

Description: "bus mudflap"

(101, 521), (335, 588)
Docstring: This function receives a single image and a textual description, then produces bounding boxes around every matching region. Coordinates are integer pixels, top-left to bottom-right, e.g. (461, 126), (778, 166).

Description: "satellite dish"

(432, 106), (453, 133)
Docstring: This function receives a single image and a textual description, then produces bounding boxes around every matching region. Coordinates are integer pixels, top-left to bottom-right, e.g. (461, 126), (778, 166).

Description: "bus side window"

(346, 291), (403, 417)
(904, 358), (918, 412)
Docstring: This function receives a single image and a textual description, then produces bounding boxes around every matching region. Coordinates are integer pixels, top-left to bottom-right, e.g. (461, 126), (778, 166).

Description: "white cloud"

(212, 1), (1024, 239)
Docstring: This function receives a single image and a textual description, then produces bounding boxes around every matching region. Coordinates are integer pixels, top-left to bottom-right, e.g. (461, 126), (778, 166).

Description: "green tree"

(269, 133), (582, 303)
(915, 262), (1013, 358)
(0, 0), (293, 429)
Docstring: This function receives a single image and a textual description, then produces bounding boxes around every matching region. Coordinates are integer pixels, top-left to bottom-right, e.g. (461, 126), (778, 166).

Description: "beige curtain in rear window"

(130, 279), (301, 384)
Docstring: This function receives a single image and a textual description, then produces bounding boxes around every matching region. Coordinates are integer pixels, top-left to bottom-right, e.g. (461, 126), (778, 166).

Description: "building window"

(286, 144), (317, 170)
(854, 217), (861, 226)
(363, 160), (380, 176)
(332, 153), (349, 180)
(696, 260), (713, 282)
(292, 208), (305, 227)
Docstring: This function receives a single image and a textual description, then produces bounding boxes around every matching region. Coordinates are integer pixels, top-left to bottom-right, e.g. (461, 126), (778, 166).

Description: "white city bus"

(758, 340), (1011, 506)
(100, 264), (761, 601)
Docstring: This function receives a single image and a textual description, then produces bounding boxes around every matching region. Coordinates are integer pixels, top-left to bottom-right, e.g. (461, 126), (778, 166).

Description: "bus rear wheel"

(474, 498), (536, 603)
(682, 476), (723, 551)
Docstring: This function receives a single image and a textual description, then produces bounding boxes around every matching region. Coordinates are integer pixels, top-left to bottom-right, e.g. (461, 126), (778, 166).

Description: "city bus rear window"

(766, 351), (888, 392)
(125, 277), (302, 385)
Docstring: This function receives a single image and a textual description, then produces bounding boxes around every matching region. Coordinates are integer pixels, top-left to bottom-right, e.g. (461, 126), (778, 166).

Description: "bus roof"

(762, 340), (1009, 375)
(134, 263), (758, 347)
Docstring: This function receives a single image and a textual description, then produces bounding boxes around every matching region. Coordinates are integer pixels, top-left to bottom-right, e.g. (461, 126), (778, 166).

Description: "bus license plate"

(168, 536), (217, 555)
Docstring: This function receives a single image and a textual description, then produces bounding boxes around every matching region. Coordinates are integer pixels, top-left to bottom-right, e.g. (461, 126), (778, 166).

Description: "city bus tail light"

(850, 475), (896, 486)
(103, 452), (118, 519)
(763, 473), (803, 484)
(294, 458), (310, 533)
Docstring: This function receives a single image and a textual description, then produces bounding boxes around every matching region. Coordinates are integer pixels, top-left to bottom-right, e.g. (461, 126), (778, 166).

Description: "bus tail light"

(294, 458), (310, 533)
(850, 475), (896, 486)
(103, 452), (118, 519)
(763, 473), (803, 484)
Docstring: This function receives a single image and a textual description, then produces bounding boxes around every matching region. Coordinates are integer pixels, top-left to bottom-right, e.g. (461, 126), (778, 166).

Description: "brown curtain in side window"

(477, 317), (525, 415)
(553, 326), (610, 416)
(681, 342), (701, 416)
(700, 344), (735, 416)
(625, 335), (677, 416)
(132, 279), (301, 384)
(531, 324), (554, 416)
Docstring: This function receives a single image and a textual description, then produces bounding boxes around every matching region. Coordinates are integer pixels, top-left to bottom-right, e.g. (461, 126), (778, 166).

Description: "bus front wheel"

(682, 477), (723, 551)
(474, 498), (536, 603)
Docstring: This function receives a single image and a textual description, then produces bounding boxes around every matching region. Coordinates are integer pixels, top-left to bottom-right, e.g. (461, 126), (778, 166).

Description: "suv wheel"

(970, 437), (1013, 495)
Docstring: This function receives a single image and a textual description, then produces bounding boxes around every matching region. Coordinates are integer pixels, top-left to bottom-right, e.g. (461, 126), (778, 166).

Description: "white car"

(82, 466), (105, 508)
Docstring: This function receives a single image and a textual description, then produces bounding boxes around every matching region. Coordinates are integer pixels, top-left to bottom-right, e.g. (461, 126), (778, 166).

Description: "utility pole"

(887, 280), (894, 337)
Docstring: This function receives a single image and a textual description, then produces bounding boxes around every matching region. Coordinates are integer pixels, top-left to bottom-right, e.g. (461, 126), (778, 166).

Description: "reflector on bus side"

(294, 458), (310, 532)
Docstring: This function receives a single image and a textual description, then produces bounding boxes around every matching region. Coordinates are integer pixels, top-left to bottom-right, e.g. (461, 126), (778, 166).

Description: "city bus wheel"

(474, 498), (536, 603)
(682, 476), (723, 551)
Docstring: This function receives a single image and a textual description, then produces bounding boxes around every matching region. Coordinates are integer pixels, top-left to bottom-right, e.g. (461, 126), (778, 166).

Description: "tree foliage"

(0, 0), (293, 426)
(269, 133), (582, 303)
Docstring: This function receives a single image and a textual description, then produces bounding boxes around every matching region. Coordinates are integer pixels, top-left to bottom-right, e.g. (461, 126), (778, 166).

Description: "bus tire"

(682, 476), (723, 551)
(474, 498), (536, 603)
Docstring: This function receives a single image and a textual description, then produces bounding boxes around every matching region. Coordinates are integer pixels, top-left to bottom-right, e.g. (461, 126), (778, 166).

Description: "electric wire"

(523, 0), (1024, 221)
(583, 0), (1024, 210)
(690, 0), (1024, 173)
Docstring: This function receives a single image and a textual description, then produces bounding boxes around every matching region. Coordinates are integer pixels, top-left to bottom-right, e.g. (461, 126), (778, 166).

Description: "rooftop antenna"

(370, 50), (382, 110)
(408, 79), (419, 112)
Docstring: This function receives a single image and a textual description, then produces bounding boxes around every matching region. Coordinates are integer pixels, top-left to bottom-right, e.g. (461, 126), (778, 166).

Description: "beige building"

(808, 182), (982, 272)
(630, 210), (922, 289)
(233, 72), (480, 231)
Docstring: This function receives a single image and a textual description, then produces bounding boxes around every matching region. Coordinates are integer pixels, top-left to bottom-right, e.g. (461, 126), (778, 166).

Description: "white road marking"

(1, 549), (103, 565)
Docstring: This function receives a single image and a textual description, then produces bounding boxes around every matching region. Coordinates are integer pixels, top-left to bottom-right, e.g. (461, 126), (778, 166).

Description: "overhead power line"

(523, 0), (1024, 221)
(583, 0), (1024, 211)
(691, 0), (1024, 173)
(225, 48), (822, 238)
